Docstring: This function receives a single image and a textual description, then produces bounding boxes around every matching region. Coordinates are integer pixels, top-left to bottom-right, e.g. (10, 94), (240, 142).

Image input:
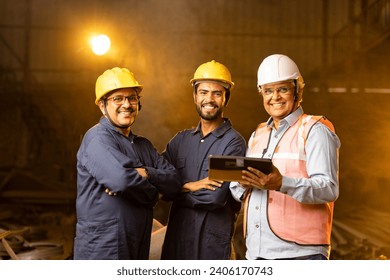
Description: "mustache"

(117, 108), (136, 113)
(201, 102), (218, 108)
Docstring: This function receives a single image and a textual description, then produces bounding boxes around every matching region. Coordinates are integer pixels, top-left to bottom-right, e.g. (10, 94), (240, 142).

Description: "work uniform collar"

(266, 106), (304, 129)
(192, 117), (232, 138)
(99, 116), (135, 140)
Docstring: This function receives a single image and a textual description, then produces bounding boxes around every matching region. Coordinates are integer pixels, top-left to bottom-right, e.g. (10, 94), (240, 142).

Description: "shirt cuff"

(280, 176), (293, 193)
(230, 181), (247, 201)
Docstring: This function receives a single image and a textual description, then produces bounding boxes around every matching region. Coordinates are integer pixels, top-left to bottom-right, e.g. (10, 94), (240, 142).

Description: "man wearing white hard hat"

(230, 54), (341, 260)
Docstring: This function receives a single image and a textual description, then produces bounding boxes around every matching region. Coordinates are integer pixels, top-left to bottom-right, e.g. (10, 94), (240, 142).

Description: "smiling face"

(260, 80), (298, 126)
(99, 87), (140, 135)
(194, 81), (226, 121)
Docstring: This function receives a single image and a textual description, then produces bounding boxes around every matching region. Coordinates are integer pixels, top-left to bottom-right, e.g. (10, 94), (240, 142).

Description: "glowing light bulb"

(91, 34), (111, 56)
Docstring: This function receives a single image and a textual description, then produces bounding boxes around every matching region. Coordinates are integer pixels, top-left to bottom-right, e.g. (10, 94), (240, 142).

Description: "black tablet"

(208, 155), (273, 182)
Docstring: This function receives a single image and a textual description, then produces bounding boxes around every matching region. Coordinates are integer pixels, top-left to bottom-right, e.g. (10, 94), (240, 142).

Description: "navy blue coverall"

(161, 118), (246, 259)
(74, 117), (181, 259)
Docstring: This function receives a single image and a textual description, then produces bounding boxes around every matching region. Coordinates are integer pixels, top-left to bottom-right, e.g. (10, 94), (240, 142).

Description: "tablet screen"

(208, 155), (272, 182)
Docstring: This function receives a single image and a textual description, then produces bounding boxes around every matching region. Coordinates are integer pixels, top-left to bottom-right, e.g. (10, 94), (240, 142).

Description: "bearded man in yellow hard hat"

(160, 60), (246, 260)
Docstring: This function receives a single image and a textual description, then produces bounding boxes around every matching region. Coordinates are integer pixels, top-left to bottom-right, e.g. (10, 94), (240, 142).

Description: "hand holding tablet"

(208, 155), (273, 182)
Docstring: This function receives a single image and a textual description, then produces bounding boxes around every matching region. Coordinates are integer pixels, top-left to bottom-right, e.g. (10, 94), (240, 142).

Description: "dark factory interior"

(1, 0), (390, 260)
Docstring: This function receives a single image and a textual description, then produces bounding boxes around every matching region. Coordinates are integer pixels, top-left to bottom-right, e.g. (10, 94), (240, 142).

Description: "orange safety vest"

(243, 114), (335, 245)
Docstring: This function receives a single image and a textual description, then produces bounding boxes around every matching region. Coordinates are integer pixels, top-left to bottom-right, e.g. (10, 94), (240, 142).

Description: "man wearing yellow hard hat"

(161, 60), (246, 259)
(74, 67), (181, 259)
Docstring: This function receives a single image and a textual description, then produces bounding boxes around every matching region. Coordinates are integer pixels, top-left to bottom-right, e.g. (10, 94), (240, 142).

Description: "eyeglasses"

(106, 95), (140, 105)
(261, 86), (294, 96)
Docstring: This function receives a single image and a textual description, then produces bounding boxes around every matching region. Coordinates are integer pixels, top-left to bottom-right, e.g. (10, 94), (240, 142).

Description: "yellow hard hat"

(189, 60), (234, 90)
(95, 67), (143, 105)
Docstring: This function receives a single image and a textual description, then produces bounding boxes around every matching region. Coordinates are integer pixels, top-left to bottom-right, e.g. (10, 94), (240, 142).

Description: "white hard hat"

(257, 54), (304, 87)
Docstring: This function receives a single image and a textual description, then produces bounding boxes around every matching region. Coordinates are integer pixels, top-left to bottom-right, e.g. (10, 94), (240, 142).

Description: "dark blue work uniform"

(74, 117), (181, 259)
(161, 118), (246, 259)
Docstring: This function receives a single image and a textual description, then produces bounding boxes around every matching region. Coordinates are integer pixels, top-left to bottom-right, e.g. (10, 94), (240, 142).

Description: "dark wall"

(1, 0), (390, 212)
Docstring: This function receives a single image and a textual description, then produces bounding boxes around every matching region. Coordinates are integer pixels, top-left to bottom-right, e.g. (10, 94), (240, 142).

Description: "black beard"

(196, 103), (222, 120)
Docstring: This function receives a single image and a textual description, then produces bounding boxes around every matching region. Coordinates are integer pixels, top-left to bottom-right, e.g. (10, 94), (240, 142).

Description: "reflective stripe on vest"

(243, 114), (335, 245)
